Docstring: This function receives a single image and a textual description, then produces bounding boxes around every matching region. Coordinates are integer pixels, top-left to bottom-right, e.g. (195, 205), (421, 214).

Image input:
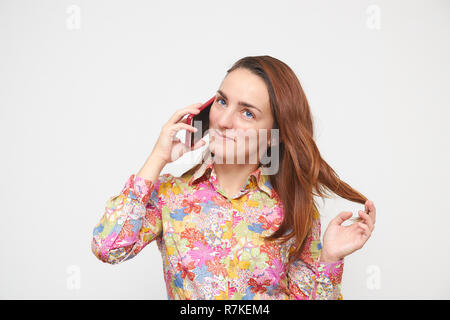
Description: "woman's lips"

(215, 130), (235, 142)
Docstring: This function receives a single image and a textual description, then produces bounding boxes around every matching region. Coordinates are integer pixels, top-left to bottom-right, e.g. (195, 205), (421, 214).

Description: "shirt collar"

(187, 151), (274, 199)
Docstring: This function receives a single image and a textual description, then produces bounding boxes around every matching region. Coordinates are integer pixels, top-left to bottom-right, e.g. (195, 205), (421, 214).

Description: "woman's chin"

(210, 149), (252, 165)
(210, 144), (233, 157)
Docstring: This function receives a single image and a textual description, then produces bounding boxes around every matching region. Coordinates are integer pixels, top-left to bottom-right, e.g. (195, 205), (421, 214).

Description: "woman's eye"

(217, 98), (226, 106)
(243, 110), (255, 119)
(216, 98), (254, 119)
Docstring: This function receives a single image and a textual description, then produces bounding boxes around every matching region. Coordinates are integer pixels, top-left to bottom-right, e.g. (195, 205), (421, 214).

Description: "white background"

(1, 0), (449, 299)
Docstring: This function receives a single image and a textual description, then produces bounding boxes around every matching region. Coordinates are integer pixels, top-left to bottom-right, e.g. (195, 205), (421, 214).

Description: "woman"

(91, 55), (376, 300)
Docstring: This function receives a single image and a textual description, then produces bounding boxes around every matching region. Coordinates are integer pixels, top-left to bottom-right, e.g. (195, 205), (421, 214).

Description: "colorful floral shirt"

(91, 153), (344, 300)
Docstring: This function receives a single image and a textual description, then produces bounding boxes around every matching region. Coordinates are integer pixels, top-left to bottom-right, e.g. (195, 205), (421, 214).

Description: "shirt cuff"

(120, 174), (155, 205)
(313, 258), (344, 285)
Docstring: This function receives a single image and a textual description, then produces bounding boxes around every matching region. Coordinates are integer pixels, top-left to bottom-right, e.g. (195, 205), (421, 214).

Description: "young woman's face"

(209, 68), (274, 165)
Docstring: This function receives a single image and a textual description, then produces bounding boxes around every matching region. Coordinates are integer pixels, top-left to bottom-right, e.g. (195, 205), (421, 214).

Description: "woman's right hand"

(150, 102), (207, 164)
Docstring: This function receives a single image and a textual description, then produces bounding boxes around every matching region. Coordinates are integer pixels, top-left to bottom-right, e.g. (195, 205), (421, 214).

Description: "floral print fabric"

(91, 154), (344, 300)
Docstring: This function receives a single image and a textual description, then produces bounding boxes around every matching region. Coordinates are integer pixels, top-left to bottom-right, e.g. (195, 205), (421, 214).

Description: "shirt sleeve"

(91, 173), (170, 264)
(286, 214), (344, 300)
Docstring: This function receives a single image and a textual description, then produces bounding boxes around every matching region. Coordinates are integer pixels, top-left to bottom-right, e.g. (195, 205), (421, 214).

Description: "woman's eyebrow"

(217, 90), (262, 113)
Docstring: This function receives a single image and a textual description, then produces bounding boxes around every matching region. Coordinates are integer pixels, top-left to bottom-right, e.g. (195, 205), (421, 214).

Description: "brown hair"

(183, 55), (367, 266)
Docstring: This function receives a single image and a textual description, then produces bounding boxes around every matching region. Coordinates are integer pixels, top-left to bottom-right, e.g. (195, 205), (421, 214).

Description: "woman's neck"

(213, 162), (260, 197)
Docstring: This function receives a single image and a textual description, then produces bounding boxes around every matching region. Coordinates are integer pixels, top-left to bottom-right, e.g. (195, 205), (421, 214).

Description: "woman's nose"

(217, 107), (234, 128)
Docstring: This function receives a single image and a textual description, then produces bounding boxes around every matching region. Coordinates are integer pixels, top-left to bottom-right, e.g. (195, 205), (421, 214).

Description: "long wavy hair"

(183, 55), (367, 266)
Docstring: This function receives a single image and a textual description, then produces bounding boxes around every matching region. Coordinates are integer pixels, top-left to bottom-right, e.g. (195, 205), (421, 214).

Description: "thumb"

(331, 211), (353, 226)
(191, 138), (206, 151)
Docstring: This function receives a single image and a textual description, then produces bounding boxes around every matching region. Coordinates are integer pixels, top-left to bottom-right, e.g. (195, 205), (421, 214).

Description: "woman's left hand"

(320, 200), (376, 262)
